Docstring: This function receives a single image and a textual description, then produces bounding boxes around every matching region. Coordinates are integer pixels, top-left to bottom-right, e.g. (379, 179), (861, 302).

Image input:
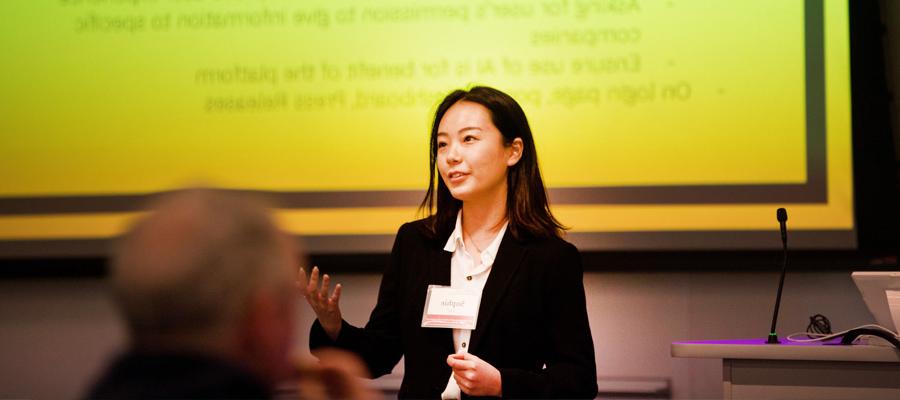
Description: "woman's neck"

(461, 185), (508, 236)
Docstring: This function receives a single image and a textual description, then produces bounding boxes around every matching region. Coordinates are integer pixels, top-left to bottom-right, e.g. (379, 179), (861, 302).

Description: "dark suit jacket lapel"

(469, 234), (527, 352)
(430, 236), (452, 286)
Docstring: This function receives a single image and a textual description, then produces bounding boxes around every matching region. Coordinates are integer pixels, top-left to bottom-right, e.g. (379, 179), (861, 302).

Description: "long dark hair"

(418, 86), (566, 241)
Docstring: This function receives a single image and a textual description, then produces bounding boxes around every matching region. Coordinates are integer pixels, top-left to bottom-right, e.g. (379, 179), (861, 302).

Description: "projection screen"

(0, 0), (855, 255)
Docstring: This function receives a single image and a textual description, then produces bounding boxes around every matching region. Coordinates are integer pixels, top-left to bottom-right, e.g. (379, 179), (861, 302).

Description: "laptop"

(851, 271), (900, 334)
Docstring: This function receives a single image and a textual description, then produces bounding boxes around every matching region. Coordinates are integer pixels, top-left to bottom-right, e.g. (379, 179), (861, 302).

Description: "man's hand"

(297, 348), (379, 400)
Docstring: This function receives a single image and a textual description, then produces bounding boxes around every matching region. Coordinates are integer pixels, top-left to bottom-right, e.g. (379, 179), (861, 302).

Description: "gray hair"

(110, 188), (296, 343)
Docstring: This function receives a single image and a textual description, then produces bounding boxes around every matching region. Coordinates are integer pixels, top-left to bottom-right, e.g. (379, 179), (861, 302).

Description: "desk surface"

(671, 338), (900, 362)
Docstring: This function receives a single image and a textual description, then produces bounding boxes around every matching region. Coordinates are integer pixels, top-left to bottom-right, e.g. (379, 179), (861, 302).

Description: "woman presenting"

(299, 86), (597, 399)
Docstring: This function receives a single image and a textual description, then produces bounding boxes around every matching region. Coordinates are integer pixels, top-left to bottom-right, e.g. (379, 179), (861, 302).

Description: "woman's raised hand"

(297, 266), (343, 340)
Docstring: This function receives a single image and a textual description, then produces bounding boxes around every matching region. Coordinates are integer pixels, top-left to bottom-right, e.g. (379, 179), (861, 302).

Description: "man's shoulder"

(85, 352), (271, 400)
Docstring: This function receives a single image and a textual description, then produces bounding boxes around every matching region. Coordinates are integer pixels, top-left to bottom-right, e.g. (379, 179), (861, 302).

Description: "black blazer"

(310, 219), (597, 399)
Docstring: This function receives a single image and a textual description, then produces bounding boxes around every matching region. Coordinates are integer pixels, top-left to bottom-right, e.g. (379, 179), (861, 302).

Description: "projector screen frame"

(1, 0), (896, 264)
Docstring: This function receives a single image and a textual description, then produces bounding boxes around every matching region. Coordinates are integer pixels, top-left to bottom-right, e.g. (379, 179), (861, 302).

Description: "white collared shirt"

(440, 211), (508, 399)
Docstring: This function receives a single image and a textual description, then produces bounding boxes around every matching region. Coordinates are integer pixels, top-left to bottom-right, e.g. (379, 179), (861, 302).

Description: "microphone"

(777, 208), (787, 245)
(767, 208), (789, 344)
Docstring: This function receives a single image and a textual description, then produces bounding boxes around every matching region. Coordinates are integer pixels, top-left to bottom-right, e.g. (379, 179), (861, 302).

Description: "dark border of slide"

(0, 229), (856, 258)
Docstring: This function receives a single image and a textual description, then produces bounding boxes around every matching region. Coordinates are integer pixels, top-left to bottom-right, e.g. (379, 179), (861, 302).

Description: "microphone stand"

(767, 208), (789, 344)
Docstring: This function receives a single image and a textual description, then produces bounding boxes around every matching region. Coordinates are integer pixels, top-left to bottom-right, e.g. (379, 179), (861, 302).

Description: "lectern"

(671, 339), (900, 399)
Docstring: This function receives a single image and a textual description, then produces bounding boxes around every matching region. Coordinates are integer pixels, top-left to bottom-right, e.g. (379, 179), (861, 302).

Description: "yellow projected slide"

(0, 0), (854, 251)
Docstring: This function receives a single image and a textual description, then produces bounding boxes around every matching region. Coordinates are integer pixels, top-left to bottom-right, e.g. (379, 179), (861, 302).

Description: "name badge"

(421, 285), (481, 330)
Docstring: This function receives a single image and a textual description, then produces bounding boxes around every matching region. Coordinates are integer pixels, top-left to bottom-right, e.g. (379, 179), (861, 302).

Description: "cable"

(840, 327), (900, 347)
(786, 324), (899, 344)
(805, 314), (832, 338)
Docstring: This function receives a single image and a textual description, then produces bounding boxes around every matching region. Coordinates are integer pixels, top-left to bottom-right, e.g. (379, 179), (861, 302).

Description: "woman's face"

(436, 101), (522, 203)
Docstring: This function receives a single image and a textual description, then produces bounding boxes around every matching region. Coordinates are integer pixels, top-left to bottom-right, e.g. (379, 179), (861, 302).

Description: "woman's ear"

(507, 138), (524, 167)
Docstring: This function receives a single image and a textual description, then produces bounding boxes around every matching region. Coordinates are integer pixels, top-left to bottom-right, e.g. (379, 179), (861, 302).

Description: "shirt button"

(466, 275), (472, 281)
(461, 342), (467, 348)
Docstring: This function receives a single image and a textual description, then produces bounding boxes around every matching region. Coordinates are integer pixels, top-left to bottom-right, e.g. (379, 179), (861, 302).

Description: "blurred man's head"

(110, 188), (299, 386)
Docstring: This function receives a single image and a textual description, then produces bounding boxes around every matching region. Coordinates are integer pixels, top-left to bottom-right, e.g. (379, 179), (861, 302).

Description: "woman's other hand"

(447, 353), (502, 397)
(297, 266), (343, 340)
